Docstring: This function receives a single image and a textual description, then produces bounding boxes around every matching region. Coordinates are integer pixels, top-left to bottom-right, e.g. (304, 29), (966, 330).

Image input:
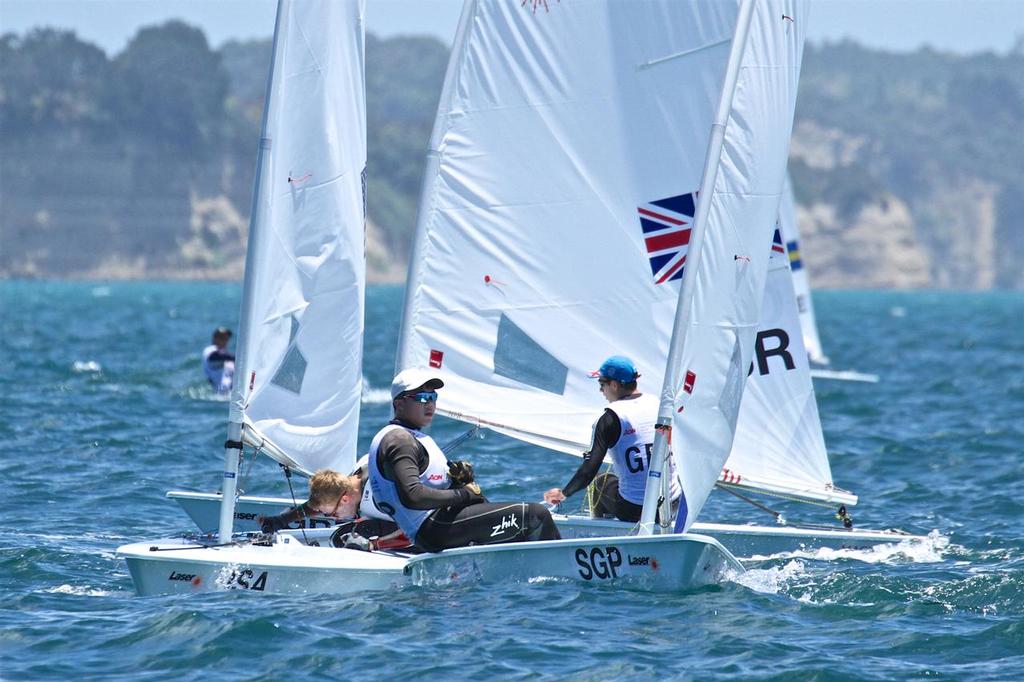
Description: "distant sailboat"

(778, 174), (879, 383)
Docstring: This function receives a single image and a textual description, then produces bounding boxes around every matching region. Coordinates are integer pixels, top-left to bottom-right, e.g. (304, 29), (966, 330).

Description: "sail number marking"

(226, 568), (268, 591)
(575, 546), (622, 580)
(575, 547), (658, 580)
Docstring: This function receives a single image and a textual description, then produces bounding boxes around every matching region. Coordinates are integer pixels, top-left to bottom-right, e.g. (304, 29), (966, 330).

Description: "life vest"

(606, 393), (681, 505)
(367, 423), (450, 541)
(352, 454), (391, 521)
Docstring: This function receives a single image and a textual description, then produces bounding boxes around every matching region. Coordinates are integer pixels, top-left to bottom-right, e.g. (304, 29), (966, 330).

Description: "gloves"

(258, 513), (289, 534)
(331, 529), (372, 551)
(457, 486), (487, 507)
(447, 459), (476, 486)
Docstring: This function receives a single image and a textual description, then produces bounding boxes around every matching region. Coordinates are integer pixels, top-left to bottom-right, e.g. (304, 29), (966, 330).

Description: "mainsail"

(398, 0), (739, 453)
(398, 0), (807, 530)
(778, 173), (829, 365)
(230, 0), (367, 477)
(644, 0), (808, 531)
(722, 229), (856, 506)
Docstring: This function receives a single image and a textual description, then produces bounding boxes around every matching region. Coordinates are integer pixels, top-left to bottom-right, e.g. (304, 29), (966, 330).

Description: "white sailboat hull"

(809, 368), (880, 383)
(552, 515), (920, 557)
(118, 532), (741, 596)
(405, 534), (742, 590)
(117, 535), (408, 596)
(167, 491), (925, 558)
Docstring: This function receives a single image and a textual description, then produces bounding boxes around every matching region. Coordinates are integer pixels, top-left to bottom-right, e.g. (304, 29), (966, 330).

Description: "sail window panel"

(271, 344), (308, 394)
(717, 334), (746, 428)
(493, 313), (568, 395)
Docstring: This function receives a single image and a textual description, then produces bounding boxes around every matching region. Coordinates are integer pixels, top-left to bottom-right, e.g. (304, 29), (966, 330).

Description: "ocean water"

(1, 281), (1022, 680)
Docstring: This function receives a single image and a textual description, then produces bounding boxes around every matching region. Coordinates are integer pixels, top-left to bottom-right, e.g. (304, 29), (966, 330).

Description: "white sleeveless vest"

(606, 393), (681, 505)
(367, 424), (451, 540)
(352, 454), (390, 521)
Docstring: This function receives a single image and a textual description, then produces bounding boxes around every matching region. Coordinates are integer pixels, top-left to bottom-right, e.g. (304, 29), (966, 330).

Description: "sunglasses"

(315, 494), (344, 518)
(405, 391), (438, 403)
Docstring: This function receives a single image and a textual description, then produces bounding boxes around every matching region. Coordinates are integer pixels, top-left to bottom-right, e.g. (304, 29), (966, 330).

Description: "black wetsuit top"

(374, 419), (478, 511)
(375, 420), (560, 551)
(562, 409), (621, 497)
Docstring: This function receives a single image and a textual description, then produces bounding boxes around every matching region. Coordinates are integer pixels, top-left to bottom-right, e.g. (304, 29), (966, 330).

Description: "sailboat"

(168, 220), (914, 555)
(396, 0), (819, 581)
(119, 0), (804, 595)
(779, 175), (879, 383)
(165, 0), (920, 562)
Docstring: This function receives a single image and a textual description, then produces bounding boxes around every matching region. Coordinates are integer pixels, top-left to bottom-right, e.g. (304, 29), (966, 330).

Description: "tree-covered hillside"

(1, 25), (1022, 288)
(791, 41), (1024, 288)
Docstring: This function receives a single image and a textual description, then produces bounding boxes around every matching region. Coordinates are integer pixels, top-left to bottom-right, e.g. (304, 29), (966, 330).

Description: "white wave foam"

(91, 286), (111, 298)
(733, 559), (807, 594)
(44, 584), (116, 597)
(748, 530), (949, 565)
(361, 382), (391, 404)
(214, 562), (243, 590)
(185, 384), (230, 401)
(72, 360), (102, 373)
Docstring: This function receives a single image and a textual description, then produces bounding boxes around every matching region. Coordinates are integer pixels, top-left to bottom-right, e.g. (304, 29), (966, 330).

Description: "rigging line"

(147, 540), (246, 552)
(440, 425), (481, 455)
(239, 442), (260, 495)
(281, 465), (310, 545)
(718, 479), (847, 508)
(715, 482), (785, 523)
(637, 36), (731, 70)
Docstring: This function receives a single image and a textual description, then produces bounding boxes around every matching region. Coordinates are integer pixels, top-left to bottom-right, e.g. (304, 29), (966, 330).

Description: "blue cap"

(596, 355), (640, 383)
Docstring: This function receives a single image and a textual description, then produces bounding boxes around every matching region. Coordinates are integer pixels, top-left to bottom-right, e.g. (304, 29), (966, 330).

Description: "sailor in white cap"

(366, 368), (561, 551)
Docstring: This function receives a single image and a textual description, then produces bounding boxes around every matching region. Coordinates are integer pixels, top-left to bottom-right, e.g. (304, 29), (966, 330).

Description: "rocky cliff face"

(3, 35), (1021, 289)
(789, 119), (1009, 290)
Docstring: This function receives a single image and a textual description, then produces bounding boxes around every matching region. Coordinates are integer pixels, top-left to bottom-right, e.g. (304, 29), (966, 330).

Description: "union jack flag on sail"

(637, 192), (696, 285)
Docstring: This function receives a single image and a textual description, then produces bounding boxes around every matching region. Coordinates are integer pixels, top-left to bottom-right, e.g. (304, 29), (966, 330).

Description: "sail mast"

(218, 0), (288, 544)
(637, 0), (757, 536)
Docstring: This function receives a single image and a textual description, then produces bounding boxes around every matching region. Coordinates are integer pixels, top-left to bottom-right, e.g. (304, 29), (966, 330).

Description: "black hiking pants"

(415, 501), (561, 552)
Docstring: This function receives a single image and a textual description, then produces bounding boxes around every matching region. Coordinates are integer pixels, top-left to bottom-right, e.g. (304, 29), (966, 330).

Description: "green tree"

(0, 29), (110, 136)
(107, 21), (228, 155)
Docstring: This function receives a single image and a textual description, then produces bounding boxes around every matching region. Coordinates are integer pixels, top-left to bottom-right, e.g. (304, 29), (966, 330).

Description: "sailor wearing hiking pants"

(368, 368), (561, 552)
(543, 356), (681, 522)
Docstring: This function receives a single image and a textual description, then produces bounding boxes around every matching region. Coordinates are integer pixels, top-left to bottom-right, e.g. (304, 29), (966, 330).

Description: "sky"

(2, 0), (1023, 56)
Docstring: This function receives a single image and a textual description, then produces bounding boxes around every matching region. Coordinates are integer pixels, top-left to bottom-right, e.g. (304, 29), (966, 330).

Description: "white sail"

(778, 173), (828, 365)
(722, 228), (856, 506)
(652, 0), (808, 532)
(398, 0), (740, 454)
(232, 0), (367, 476)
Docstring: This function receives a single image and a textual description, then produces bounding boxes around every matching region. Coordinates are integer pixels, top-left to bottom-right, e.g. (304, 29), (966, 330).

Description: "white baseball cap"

(390, 367), (445, 400)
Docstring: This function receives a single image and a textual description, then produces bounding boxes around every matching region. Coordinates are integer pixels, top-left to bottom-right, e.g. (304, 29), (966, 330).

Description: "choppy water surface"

(1, 282), (1022, 679)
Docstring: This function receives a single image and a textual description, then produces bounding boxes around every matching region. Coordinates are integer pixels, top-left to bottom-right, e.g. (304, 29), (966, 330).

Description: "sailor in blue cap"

(543, 356), (680, 521)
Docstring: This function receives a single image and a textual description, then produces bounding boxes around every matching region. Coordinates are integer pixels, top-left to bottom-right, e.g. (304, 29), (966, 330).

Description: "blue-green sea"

(1, 281), (1022, 680)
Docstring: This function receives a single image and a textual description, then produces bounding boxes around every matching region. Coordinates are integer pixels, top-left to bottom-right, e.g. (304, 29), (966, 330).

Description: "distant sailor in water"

(543, 356), (681, 522)
(368, 367), (561, 552)
(202, 327), (235, 394)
